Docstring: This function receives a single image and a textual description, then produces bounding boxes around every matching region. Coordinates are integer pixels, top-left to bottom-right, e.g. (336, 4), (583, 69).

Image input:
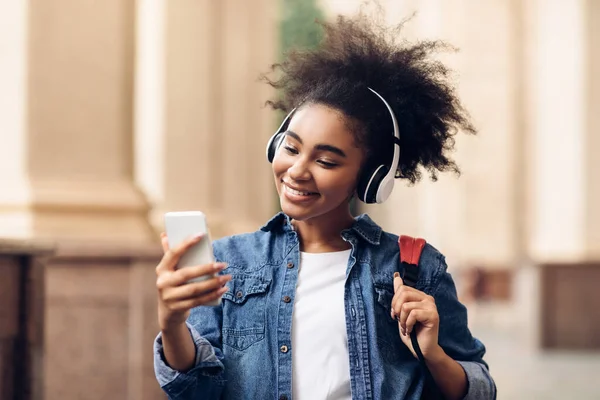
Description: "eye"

(283, 145), (298, 155)
(317, 160), (338, 168)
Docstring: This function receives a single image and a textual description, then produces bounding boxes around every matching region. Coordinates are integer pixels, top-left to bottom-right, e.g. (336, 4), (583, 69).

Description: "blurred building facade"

(0, 0), (277, 399)
(0, 0), (599, 399)
(323, 0), (600, 350)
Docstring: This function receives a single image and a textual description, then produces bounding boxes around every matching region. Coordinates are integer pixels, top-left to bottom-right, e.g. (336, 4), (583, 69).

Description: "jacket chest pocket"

(373, 283), (433, 362)
(373, 285), (415, 362)
(374, 286), (399, 340)
(222, 275), (270, 351)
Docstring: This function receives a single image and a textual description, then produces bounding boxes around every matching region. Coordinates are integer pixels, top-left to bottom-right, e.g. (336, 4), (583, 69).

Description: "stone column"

(518, 0), (600, 349)
(523, 0), (588, 264)
(0, 1), (165, 398)
(135, 0), (278, 238)
(0, 0), (30, 238)
(585, 0), (600, 260)
(218, 0), (279, 234)
(0, 0), (154, 243)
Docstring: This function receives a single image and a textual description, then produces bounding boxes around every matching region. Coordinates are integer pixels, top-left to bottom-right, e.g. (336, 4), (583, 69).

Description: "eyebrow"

(285, 131), (347, 158)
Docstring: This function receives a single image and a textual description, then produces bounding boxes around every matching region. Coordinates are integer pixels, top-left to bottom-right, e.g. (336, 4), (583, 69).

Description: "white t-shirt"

(291, 249), (352, 400)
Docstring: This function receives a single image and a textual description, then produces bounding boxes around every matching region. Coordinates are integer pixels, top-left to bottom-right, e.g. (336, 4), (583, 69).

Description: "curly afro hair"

(261, 12), (476, 184)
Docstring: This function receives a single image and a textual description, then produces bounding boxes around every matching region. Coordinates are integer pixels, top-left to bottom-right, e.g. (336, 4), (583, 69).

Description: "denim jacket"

(154, 212), (496, 399)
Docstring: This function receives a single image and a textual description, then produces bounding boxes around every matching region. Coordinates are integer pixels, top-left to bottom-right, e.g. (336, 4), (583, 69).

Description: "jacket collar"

(260, 212), (382, 245)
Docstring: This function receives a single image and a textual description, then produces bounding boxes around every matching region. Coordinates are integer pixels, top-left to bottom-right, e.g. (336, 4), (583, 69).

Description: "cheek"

(271, 154), (290, 193)
(272, 154), (287, 178)
(318, 170), (360, 196)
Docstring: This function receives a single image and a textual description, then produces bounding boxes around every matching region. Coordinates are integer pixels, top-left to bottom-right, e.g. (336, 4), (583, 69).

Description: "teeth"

(285, 185), (312, 196)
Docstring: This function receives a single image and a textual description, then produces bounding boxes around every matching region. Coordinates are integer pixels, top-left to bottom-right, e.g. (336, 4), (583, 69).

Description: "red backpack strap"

(398, 235), (441, 397)
(398, 235), (426, 287)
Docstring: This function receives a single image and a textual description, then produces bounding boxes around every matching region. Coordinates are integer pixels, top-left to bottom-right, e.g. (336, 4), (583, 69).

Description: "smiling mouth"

(282, 182), (319, 196)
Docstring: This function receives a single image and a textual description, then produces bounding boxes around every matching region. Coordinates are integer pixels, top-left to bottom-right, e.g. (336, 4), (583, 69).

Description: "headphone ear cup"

(366, 165), (389, 204)
(266, 108), (296, 163)
(266, 132), (284, 163)
(375, 174), (394, 204)
(357, 163), (389, 204)
(356, 164), (374, 203)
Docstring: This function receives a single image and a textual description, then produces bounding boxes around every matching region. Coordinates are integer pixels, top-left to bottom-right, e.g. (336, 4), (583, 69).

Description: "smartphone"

(164, 211), (221, 306)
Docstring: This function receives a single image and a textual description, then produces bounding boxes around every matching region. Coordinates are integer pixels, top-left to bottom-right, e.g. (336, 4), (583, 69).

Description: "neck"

(291, 207), (355, 253)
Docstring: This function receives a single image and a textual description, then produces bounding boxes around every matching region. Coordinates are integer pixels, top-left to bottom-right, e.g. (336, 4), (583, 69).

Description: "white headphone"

(266, 87), (400, 204)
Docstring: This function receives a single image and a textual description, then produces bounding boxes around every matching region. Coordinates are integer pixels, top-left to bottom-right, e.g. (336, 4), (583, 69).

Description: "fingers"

(397, 301), (438, 335)
(404, 308), (439, 336)
(390, 290), (423, 320)
(156, 261), (229, 327)
(177, 262), (227, 282)
(391, 278), (425, 308)
(173, 287), (229, 311)
(155, 233), (205, 274)
(157, 262), (227, 289)
(397, 301), (420, 334)
(390, 272), (438, 334)
(160, 232), (169, 253)
(174, 263), (227, 286)
(161, 274), (232, 303)
(393, 272), (403, 292)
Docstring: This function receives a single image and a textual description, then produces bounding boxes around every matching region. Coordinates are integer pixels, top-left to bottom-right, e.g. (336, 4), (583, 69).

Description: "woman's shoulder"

(376, 228), (448, 289)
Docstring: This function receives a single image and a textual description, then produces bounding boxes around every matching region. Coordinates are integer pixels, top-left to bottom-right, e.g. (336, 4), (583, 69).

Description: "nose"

(287, 157), (311, 181)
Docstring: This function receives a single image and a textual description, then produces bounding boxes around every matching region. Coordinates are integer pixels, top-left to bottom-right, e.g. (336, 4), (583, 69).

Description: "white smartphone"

(164, 211), (221, 306)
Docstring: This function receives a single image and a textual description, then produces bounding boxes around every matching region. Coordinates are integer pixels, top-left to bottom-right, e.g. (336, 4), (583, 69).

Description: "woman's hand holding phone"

(155, 233), (231, 331)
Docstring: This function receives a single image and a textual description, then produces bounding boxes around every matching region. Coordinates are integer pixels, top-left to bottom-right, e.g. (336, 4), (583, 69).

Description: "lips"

(282, 181), (319, 196)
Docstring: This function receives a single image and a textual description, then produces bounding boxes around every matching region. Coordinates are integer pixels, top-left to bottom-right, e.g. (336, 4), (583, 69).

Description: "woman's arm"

(391, 254), (496, 400)
(424, 346), (468, 400)
(154, 318), (227, 400)
(431, 263), (497, 400)
(392, 273), (468, 400)
(153, 233), (230, 400)
(161, 322), (197, 372)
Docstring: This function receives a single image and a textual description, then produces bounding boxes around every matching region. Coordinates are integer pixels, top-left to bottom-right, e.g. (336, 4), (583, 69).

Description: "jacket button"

(280, 345), (288, 353)
(279, 396), (288, 400)
(235, 291), (243, 298)
(282, 296), (291, 303)
(287, 262), (294, 269)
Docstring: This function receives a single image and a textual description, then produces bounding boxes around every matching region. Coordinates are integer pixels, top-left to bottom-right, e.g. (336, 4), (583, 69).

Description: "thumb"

(393, 272), (403, 293)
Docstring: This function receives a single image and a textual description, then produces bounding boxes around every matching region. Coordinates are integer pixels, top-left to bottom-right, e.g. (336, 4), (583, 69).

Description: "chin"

(279, 199), (317, 222)
(280, 203), (308, 221)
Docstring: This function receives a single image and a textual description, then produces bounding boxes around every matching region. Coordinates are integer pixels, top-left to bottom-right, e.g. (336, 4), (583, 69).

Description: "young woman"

(153, 13), (496, 400)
